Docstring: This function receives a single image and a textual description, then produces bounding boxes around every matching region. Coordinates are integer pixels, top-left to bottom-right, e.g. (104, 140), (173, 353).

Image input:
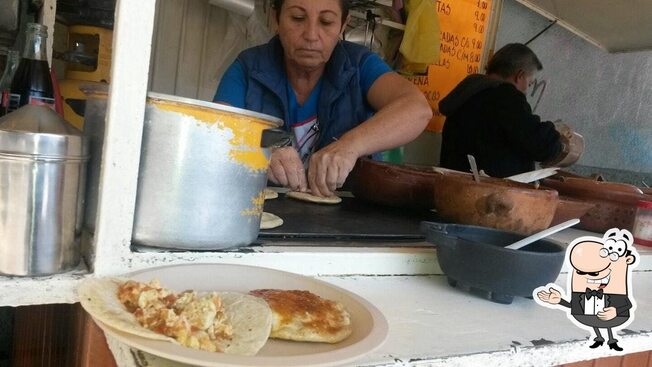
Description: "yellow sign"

(406, 0), (494, 132)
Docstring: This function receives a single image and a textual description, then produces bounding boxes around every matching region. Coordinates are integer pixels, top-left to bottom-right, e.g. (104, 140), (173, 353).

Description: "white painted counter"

(1, 227), (648, 366)
(2, 225), (651, 366)
(1, 228), (651, 307)
(104, 272), (652, 367)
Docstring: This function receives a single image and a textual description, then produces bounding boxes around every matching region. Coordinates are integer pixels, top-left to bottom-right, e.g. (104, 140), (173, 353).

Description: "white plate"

(94, 263), (389, 367)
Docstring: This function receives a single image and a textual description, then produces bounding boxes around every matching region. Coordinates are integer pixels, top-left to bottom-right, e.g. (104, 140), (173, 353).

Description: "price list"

(406, 0), (494, 132)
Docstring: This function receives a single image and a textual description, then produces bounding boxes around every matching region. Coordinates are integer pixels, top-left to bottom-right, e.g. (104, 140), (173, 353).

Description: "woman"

(214, 0), (432, 197)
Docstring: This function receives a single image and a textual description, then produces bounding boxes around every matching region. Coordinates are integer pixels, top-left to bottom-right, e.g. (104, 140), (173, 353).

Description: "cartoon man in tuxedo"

(535, 228), (638, 351)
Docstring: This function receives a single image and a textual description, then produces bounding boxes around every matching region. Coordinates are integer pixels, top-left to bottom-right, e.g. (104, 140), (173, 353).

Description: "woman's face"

(277, 0), (345, 71)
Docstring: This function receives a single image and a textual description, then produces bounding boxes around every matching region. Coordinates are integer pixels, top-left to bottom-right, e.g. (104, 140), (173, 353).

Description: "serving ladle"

(505, 218), (580, 250)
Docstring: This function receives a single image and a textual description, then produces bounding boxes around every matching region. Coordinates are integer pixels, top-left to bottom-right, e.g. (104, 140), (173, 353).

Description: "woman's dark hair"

(486, 43), (543, 78)
(272, 0), (350, 24)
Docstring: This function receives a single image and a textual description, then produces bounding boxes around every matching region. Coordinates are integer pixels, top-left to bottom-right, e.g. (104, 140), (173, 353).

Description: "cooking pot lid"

(0, 105), (89, 159)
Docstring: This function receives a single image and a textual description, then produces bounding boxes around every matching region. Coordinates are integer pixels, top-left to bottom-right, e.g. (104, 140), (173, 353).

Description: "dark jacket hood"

(439, 74), (509, 116)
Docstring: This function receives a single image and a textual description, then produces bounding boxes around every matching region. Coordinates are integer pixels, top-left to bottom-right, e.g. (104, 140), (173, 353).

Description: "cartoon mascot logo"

(534, 228), (639, 351)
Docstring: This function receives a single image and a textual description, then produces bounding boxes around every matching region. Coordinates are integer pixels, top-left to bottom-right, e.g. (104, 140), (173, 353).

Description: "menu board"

(405, 0), (498, 132)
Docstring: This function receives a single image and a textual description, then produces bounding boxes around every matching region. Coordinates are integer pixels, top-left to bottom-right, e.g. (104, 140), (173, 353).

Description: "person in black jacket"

(438, 43), (564, 178)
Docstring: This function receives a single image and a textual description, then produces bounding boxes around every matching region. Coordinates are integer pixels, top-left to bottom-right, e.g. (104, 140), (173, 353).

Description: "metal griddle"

(258, 193), (438, 242)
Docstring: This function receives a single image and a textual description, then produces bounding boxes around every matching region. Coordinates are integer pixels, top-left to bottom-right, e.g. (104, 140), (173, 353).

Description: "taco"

(78, 277), (272, 356)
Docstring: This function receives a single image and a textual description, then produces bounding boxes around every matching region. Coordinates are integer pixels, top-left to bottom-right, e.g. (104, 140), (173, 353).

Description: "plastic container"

(633, 200), (652, 247)
(421, 221), (565, 304)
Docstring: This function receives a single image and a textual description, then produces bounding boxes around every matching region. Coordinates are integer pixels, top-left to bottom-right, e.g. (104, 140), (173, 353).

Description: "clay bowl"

(542, 177), (650, 233)
(350, 158), (438, 210)
(550, 196), (595, 226)
(432, 169), (559, 235)
(553, 124), (585, 167)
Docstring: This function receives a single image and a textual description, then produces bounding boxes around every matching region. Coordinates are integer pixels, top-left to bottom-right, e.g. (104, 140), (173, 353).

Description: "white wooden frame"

(91, 0), (157, 276)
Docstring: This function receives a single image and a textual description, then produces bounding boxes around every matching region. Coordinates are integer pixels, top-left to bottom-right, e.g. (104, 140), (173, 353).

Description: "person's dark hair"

(272, 0), (350, 25)
(486, 43), (543, 78)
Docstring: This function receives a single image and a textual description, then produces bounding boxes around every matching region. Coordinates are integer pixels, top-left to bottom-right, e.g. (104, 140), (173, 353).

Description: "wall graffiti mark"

(529, 78), (547, 112)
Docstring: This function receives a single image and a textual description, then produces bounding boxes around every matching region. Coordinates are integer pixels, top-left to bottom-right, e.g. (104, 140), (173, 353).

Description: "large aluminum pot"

(0, 105), (88, 276)
(132, 93), (283, 249)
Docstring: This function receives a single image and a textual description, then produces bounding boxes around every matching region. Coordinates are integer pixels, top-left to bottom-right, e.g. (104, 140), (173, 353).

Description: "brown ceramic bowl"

(550, 196), (595, 226)
(350, 158), (438, 210)
(542, 177), (650, 233)
(432, 169), (559, 235)
(549, 123), (585, 167)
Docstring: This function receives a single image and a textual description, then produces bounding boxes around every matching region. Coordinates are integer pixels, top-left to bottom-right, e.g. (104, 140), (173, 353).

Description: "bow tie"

(585, 288), (604, 300)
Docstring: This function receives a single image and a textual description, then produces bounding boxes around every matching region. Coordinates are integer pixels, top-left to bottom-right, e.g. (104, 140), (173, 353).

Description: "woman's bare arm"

(308, 73), (432, 196)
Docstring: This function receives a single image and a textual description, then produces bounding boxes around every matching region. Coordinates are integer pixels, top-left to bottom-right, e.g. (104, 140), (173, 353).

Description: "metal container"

(133, 93), (283, 250)
(0, 105), (89, 276)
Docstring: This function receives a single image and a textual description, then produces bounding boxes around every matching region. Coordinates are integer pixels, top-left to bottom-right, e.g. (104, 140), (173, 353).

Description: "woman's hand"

(301, 73), (431, 198)
(267, 147), (308, 192)
(307, 141), (359, 197)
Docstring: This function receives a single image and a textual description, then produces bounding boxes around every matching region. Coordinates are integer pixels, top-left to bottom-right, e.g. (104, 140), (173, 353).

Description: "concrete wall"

(406, 0), (652, 183)
(495, 0), (652, 176)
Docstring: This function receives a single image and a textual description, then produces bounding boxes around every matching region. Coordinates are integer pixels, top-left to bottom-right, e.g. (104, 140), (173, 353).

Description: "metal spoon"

(504, 218), (580, 250)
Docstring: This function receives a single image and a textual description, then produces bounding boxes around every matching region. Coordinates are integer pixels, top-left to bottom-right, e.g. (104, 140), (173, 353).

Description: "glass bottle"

(0, 49), (20, 117)
(8, 23), (55, 113)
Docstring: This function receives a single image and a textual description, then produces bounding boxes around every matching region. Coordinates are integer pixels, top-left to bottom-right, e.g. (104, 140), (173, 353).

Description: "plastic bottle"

(633, 200), (652, 247)
(381, 146), (405, 164)
(8, 23), (55, 112)
(0, 49), (20, 116)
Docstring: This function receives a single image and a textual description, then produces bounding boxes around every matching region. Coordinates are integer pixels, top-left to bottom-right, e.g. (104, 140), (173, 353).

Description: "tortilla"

(250, 289), (353, 343)
(264, 188), (279, 200)
(286, 191), (342, 204)
(260, 212), (283, 229)
(78, 278), (273, 356)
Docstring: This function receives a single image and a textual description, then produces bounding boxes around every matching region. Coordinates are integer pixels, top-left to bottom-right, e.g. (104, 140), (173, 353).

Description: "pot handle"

(261, 128), (292, 149)
(420, 221), (458, 248)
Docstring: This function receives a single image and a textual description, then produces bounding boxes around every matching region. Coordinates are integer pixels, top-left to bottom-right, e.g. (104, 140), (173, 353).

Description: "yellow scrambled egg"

(117, 280), (234, 352)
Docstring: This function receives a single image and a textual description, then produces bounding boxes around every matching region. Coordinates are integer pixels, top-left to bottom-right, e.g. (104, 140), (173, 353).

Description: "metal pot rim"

(0, 129), (89, 158)
(146, 92), (284, 128)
